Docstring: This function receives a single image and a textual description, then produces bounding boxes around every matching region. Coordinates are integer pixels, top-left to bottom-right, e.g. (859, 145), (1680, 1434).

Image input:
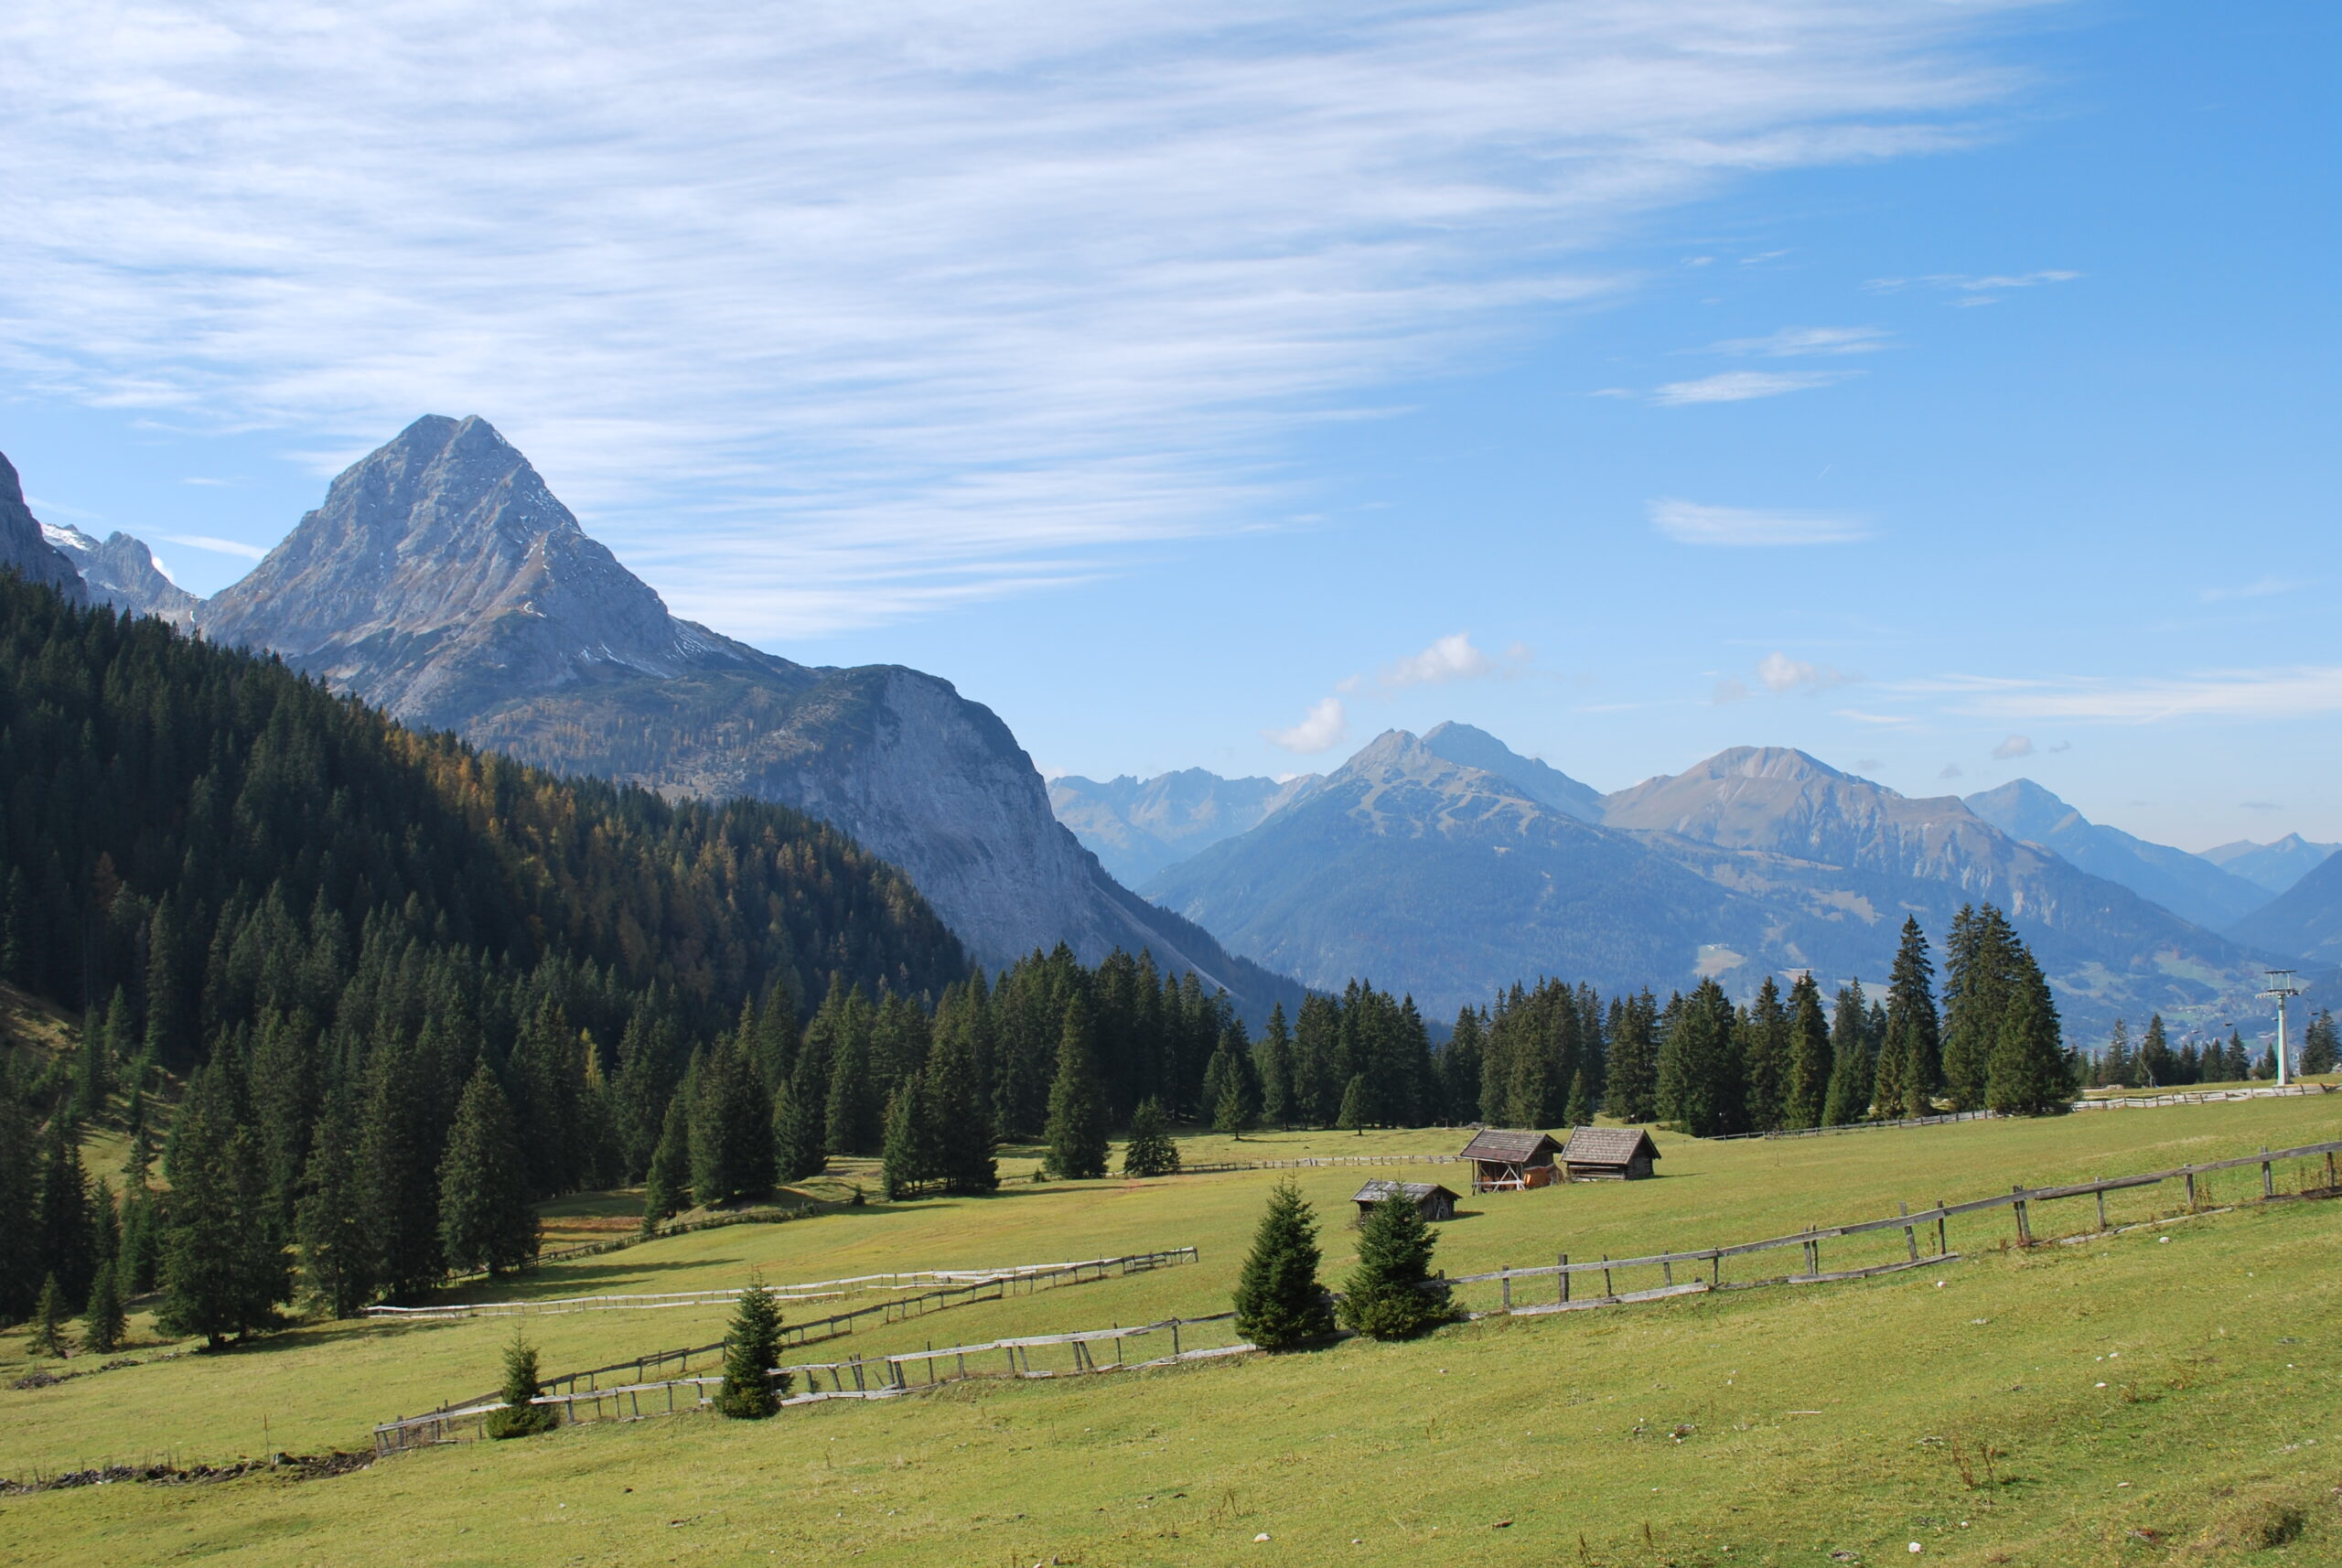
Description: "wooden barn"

(1458, 1129), (1564, 1193)
(1351, 1179), (1459, 1223)
(1560, 1126), (1660, 1181)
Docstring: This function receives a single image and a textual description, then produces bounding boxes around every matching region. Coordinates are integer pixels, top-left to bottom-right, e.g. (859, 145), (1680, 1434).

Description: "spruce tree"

(1655, 981), (1739, 1136)
(2301, 1009), (2338, 1076)
(1984, 943), (2071, 1115)
(773, 1044), (829, 1184)
(1334, 1073), (1370, 1133)
(82, 1262), (126, 1356)
(691, 1038), (775, 1208)
(0, 1073), (36, 1326)
(1605, 992), (1660, 1123)
(714, 1271), (788, 1418)
(1253, 1004), (1295, 1128)
(357, 1032), (442, 1300)
(1121, 1098), (1180, 1176)
(2100, 1019), (2133, 1089)
(1338, 1192), (1451, 1340)
(924, 1025), (997, 1196)
(1208, 1035), (1259, 1138)
(1821, 981), (1874, 1125)
(437, 1065), (539, 1279)
(880, 1073), (937, 1200)
(33, 1116), (95, 1308)
(2139, 1014), (2175, 1088)
(483, 1327), (556, 1439)
(1042, 999), (1109, 1179)
(1231, 1179), (1335, 1349)
(295, 1090), (374, 1317)
(159, 1065), (286, 1348)
(1783, 974), (1832, 1129)
(1563, 1068), (1592, 1129)
(823, 1013), (882, 1157)
(640, 1093), (693, 1232)
(1741, 977), (1789, 1133)
(1882, 917), (1940, 1118)
(73, 1004), (113, 1126)
(30, 1273), (73, 1358)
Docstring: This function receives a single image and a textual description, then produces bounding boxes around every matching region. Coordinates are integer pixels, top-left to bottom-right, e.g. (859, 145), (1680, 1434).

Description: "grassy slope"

(5, 1102), (2340, 1564)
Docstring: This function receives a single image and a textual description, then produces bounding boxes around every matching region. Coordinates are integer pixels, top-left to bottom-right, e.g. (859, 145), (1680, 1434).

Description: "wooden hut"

(1351, 1179), (1459, 1223)
(1560, 1126), (1660, 1181)
(1457, 1129), (1563, 1193)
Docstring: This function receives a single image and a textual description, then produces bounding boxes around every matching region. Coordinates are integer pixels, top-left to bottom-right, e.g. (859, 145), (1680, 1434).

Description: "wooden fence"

(375, 1311), (1249, 1454)
(383, 1248), (1198, 1438)
(1448, 1138), (2342, 1314)
(1170, 1153), (1464, 1175)
(1712, 1080), (2335, 1142)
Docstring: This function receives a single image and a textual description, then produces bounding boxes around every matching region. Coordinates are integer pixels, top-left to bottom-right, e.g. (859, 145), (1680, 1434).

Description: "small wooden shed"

(1560, 1126), (1660, 1181)
(1458, 1129), (1564, 1193)
(1351, 1179), (1459, 1223)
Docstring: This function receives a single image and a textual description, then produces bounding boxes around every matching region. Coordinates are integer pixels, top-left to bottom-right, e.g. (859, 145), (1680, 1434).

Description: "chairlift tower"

(2262, 970), (2303, 1087)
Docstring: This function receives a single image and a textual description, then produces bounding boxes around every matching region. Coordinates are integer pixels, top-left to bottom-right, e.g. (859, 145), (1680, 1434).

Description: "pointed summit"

(199, 415), (753, 727)
(0, 450), (88, 604)
(1420, 720), (1603, 820)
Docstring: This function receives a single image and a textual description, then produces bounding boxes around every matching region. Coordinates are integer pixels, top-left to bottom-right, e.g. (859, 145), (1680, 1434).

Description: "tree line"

(2088, 1010), (2328, 1089)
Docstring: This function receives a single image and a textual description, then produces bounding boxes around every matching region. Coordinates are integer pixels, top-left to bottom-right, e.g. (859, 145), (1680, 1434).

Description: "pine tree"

(1334, 1073), (1370, 1133)
(29, 1273), (74, 1358)
(1741, 977), (1789, 1133)
(158, 1064), (286, 1348)
(1880, 917), (1940, 1118)
(714, 1271), (787, 1418)
(2139, 1015), (2175, 1087)
(1338, 1193), (1452, 1340)
(116, 1184), (161, 1297)
(295, 1090), (374, 1317)
(1605, 993), (1660, 1123)
(2301, 1009), (2338, 1076)
(1253, 1004), (1295, 1128)
(1042, 999), (1109, 1179)
(1939, 905), (2016, 1111)
(1985, 944), (2071, 1115)
(823, 1013), (882, 1157)
(483, 1327), (556, 1439)
(880, 1073), (937, 1200)
(922, 1025), (997, 1194)
(357, 1032), (442, 1301)
(73, 1002), (114, 1126)
(2099, 1019), (2133, 1089)
(1121, 1098), (1180, 1176)
(691, 1038), (775, 1208)
(1821, 982), (1874, 1125)
(773, 1042), (829, 1184)
(33, 1116), (95, 1308)
(1206, 1032), (1259, 1137)
(1783, 974), (1832, 1128)
(437, 1066), (539, 1278)
(82, 1262), (126, 1355)
(1563, 1068), (1592, 1129)
(1656, 981), (1739, 1136)
(640, 1093), (693, 1232)
(1232, 1179), (1335, 1349)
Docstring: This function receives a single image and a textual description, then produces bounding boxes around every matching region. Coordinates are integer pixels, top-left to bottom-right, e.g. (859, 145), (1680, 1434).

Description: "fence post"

(1501, 1273), (1511, 1311)
(2185, 1167), (2197, 1209)
(2013, 1187), (2032, 1248)
(2326, 1152), (2336, 1192)
(1603, 1254), (1613, 1298)
(1559, 1253), (1569, 1305)
(1171, 1321), (1182, 1359)
(1936, 1201), (1947, 1256)
(1900, 1202), (1917, 1262)
(2095, 1183), (2108, 1232)
(2261, 1147), (2273, 1199)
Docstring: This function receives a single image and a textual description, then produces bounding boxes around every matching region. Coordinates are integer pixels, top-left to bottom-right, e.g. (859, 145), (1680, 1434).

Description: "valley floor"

(5, 1104), (2340, 1566)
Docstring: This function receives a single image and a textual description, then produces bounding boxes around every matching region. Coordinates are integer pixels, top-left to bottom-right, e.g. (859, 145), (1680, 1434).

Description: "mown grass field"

(5, 1098), (2340, 1565)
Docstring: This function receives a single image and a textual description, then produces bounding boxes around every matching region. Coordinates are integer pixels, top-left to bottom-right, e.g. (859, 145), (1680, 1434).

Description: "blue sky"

(2, 2), (2335, 850)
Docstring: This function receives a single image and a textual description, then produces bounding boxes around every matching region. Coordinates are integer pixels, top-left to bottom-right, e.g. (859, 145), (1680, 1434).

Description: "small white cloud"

(1649, 499), (1871, 548)
(1265, 696), (1348, 755)
(1712, 679), (1751, 705)
(1991, 735), (2035, 760)
(1374, 632), (1529, 692)
(1834, 709), (1916, 728)
(1757, 651), (1854, 694)
(180, 477), (235, 488)
(160, 533), (270, 560)
(1939, 762), (1964, 780)
(1703, 326), (1892, 358)
(2200, 575), (2298, 604)
(1868, 270), (2080, 295)
(1651, 370), (1855, 405)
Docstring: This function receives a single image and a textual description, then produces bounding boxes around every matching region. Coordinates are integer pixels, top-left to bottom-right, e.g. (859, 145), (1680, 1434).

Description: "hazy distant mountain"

(1145, 729), (1784, 1016)
(2198, 834), (2340, 897)
(1050, 768), (1321, 886)
(1150, 727), (2276, 1032)
(0, 453), (86, 604)
(2225, 850), (2342, 966)
(1959, 778), (2270, 929)
(39, 520), (198, 628)
(194, 415), (1299, 1013)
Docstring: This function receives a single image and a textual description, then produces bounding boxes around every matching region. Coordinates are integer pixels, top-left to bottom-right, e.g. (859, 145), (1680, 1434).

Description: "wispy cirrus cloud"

(0, 1), (2037, 639)
(2199, 575), (2301, 604)
(1649, 499), (1873, 547)
(1651, 370), (1860, 404)
(1914, 667), (2342, 723)
(161, 533), (271, 560)
(1700, 325), (1895, 357)
(1867, 269), (2079, 306)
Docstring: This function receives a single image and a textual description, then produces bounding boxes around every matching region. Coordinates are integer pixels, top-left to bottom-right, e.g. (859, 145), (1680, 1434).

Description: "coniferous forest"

(0, 574), (2085, 1347)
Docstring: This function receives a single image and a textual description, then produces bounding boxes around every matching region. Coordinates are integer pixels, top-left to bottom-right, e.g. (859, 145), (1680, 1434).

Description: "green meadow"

(5, 1097), (2340, 1565)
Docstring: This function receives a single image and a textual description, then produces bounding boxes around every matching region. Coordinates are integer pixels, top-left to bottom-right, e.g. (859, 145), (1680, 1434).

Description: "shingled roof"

(1353, 1179), (1459, 1205)
(1458, 1129), (1563, 1164)
(1560, 1126), (1660, 1166)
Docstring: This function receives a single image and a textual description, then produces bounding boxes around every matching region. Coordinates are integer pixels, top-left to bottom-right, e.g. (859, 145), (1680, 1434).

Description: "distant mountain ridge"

(1961, 778), (2269, 930)
(1049, 768), (1322, 886)
(174, 415), (1300, 1015)
(1145, 726), (2278, 1032)
(2198, 834), (2340, 897)
(40, 520), (198, 628)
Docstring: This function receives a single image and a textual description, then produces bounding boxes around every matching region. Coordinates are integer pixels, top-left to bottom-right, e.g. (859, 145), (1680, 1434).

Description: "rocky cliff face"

(39, 521), (197, 628)
(195, 416), (1299, 1012)
(0, 453), (87, 604)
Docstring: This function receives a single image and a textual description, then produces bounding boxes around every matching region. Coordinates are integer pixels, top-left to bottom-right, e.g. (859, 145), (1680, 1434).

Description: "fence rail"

(396, 1248), (1199, 1426)
(1712, 1081), (2334, 1141)
(374, 1311), (1249, 1454)
(1172, 1153), (1465, 1175)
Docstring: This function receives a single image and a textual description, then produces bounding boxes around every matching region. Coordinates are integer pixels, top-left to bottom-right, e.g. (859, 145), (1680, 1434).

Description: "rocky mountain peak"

(199, 414), (745, 729)
(40, 520), (198, 628)
(0, 450), (88, 604)
(1420, 720), (1604, 820)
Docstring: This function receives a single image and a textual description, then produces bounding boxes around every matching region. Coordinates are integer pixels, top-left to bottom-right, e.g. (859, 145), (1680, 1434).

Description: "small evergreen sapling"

(484, 1327), (557, 1439)
(714, 1271), (788, 1419)
(82, 1263), (127, 1356)
(29, 1273), (74, 1358)
(1338, 1193), (1452, 1340)
(1121, 1099), (1180, 1177)
(1231, 1179), (1335, 1349)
